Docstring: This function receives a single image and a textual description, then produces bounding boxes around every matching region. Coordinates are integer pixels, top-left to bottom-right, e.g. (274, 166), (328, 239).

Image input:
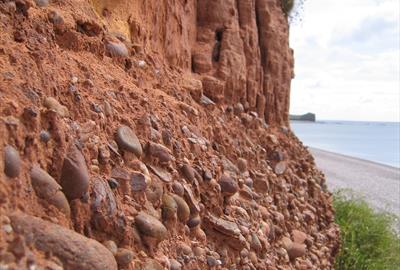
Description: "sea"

(290, 120), (400, 168)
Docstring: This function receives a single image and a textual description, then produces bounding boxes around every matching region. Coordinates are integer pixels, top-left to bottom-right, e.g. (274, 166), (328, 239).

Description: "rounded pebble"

(39, 130), (51, 142)
(103, 240), (118, 255)
(135, 212), (167, 242)
(60, 144), (89, 200)
(115, 248), (134, 268)
(169, 258), (182, 270)
(142, 259), (163, 270)
(162, 193), (178, 221)
(4, 145), (21, 178)
(237, 158), (247, 172)
(34, 0), (48, 7)
(287, 243), (306, 260)
(115, 126), (143, 157)
(218, 174), (238, 196)
(187, 214), (201, 228)
(171, 194), (190, 223)
(130, 172), (147, 192)
(30, 165), (71, 215)
(172, 182), (184, 196)
(274, 161), (287, 175)
(106, 41), (129, 57)
(107, 178), (119, 189)
(207, 256), (220, 267)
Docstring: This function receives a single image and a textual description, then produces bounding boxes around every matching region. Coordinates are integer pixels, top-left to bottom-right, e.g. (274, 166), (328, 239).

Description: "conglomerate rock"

(0, 0), (339, 269)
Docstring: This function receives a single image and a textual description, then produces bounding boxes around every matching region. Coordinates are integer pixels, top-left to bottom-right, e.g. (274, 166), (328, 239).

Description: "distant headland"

(290, 113), (316, 122)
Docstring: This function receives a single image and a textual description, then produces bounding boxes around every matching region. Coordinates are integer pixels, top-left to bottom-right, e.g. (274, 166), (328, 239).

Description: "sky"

(289, 0), (400, 122)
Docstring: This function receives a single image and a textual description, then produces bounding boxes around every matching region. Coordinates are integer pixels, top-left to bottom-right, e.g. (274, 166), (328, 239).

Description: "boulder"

(10, 213), (117, 270)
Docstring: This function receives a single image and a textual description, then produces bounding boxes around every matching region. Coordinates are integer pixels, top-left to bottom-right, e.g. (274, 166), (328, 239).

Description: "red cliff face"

(0, 0), (339, 269)
(91, 0), (293, 125)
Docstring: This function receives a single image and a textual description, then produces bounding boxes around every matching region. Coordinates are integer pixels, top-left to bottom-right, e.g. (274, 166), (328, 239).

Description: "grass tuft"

(334, 189), (400, 270)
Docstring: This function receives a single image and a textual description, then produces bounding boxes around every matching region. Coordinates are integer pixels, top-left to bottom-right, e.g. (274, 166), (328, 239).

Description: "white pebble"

(2, 224), (13, 233)
(70, 76), (78, 84)
(137, 60), (146, 67)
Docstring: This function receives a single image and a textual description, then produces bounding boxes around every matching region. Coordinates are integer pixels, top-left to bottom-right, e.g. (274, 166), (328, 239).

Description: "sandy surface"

(310, 148), (400, 219)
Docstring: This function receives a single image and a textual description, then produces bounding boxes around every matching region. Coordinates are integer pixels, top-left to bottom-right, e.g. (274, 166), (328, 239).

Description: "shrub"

(281, 0), (306, 25)
(281, 0), (295, 15)
(334, 189), (400, 270)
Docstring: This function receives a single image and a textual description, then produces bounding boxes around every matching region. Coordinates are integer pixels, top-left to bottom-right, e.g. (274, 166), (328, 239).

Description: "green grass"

(334, 190), (400, 270)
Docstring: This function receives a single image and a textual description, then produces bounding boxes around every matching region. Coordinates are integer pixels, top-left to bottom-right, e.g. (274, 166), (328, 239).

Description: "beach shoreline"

(310, 147), (399, 170)
(309, 147), (400, 221)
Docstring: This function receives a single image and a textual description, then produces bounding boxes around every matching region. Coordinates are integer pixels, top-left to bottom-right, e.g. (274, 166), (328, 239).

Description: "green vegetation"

(334, 190), (400, 270)
(281, 0), (295, 15)
(281, 0), (306, 25)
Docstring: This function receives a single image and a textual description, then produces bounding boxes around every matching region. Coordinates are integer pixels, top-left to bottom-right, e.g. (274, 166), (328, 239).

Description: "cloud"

(333, 16), (399, 53)
(289, 0), (400, 122)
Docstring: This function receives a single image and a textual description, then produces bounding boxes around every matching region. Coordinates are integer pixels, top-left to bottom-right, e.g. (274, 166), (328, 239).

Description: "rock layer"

(0, 1), (339, 269)
(90, 0), (293, 125)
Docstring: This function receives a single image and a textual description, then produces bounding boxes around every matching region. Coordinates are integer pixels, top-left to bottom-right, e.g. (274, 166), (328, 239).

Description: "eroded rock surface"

(0, 0), (339, 269)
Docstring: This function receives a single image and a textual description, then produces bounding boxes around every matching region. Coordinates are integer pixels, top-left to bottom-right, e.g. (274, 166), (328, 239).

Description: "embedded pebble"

(107, 178), (119, 189)
(177, 242), (192, 256)
(142, 259), (163, 270)
(2, 224), (13, 233)
(115, 248), (134, 268)
(274, 161), (287, 175)
(171, 194), (190, 223)
(292, 230), (307, 244)
(244, 177), (253, 188)
(218, 174), (238, 196)
(39, 130), (51, 142)
(115, 126), (143, 157)
(207, 256), (220, 267)
(106, 41), (129, 57)
(4, 145), (21, 178)
(187, 214), (201, 228)
(34, 0), (48, 7)
(148, 165), (172, 182)
(237, 158), (247, 172)
(162, 193), (178, 221)
(30, 165), (70, 216)
(172, 182), (184, 196)
(130, 172), (147, 192)
(43, 97), (69, 117)
(250, 233), (262, 251)
(200, 95), (215, 106)
(249, 251), (258, 264)
(234, 102), (244, 115)
(193, 247), (205, 257)
(282, 237), (306, 260)
(193, 226), (207, 241)
(203, 168), (213, 181)
(147, 142), (173, 163)
(104, 101), (113, 117)
(103, 240), (118, 255)
(137, 60), (146, 67)
(181, 164), (195, 182)
(287, 243), (306, 259)
(10, 213), (118, 270)
(145, 179), (163, 203)
(169, 258), (182, 270)
(135, 212), (168, 243)
(60, 144), (89, 200)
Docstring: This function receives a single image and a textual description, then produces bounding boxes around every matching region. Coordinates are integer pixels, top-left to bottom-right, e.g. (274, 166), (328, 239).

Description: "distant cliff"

(290, 113), (316, 122)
